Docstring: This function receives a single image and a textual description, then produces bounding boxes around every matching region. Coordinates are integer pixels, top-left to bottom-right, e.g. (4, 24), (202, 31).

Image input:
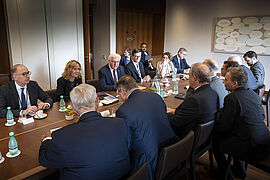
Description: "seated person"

(116, 75), (177, 180)
(39, 84), (130, 180)
(56, 60), (82, 101)
(225, 55), (258, 90)
(125, 49), (151, 83)
(172, 47), (190, 73)
(120, 48), (132, 67)
(0, 64), (53, 118)
(140, 42), (156, 75)
(156, 52), (177, 78)
(213, 67), (270, 179)
(167, 63), (218, 139)
(243, 51), (265, 88)
(98, 53), (125, 91)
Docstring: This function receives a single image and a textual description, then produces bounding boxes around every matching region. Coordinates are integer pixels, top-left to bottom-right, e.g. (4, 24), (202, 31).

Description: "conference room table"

(0, 78), (189, 180)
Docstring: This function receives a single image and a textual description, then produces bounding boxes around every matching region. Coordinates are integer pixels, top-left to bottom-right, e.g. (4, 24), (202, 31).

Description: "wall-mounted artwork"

(213, 16), (270, 55)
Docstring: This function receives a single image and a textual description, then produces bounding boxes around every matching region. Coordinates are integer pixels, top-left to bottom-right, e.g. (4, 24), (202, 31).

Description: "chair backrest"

(86, 79), (100, 92)
(0, 73), (10, 86)
(193, 120), (215, 152)
(156, 131), (194, 180)
(127, 162), (148, 180)
(45, 89), (58, 103)
(256, 85), (266, 99)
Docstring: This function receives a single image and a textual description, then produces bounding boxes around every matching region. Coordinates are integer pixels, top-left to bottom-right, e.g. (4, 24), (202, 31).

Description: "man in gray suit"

(243, 51), (265, 88)
(203, 59), (227, 108)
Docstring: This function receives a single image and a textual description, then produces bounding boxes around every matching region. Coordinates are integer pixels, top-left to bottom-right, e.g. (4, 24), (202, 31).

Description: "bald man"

(227, 55), (257, 90)
(167, 63), (218, 138)
(0, 64), (53, 118)
(203, 59), (227, 108)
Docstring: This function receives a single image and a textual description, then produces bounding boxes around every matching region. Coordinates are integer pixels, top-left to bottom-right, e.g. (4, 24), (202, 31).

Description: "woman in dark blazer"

(120, 48), (132, 67)
(57, 60), (82, 101)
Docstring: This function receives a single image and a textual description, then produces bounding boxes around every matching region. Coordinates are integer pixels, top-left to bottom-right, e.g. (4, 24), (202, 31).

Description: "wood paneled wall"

(0, 0), (10, 74)
(117, 10), (153, 55)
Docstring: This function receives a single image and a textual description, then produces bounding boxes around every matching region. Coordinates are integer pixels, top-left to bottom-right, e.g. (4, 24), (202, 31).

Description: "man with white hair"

(227, 55), (257, 90)
(39, 84), (130, 179)
(98, 53), (126, 91)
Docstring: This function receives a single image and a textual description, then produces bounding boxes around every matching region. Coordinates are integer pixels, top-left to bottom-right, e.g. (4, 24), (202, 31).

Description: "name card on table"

(21, 117), (35, 125)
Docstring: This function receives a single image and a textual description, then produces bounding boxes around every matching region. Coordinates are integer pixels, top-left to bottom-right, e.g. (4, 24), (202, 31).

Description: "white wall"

(93, 0), (116, 79)
(165, 0), (270, 89)
(5, 0), (84, 90)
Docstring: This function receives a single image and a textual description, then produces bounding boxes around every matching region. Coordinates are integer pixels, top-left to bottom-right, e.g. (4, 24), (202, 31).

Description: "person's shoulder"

(125, 62), (133, 69)
(0, 80), (13, 90)
(57, 76), (65, 83)
(98, 64), (109, 73)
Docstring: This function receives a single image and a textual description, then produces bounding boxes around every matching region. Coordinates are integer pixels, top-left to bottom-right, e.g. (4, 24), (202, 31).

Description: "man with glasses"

(172, 47), (191, 73)
(0, 64), (53, 118)
(98, 53), (125, 91)
(140, 42), (156, 75)
(125, 48), (151, 83)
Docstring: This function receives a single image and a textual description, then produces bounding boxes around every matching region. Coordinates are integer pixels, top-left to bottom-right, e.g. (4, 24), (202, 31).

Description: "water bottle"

(8, 132), (18, 156)
(160, 89), (164, 99)
(59, 95), (66, 110)
(174, 82), (178, 94)
(6, 107), (14, 124)
(172, 71), (176, 81)
(155, 78), (161, 95)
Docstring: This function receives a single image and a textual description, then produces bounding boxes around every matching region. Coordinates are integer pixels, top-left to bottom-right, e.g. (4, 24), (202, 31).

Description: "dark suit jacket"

(56, 76), (82, 101)
(125, 62), (146, 83)
(242, 65), (258, 90)
(250, 61), (265, 88)
(0, 80), (53, 118)
(39, 111), (130, 180)
(169, 84), (218, 139)
(116, 90), (176, 180)
(140, 50), (151, 69)
(172, 55), (190, 73)
(215, 87), (270, 160)
(98, 64), (125, 91)
(120, 56), (132, 67)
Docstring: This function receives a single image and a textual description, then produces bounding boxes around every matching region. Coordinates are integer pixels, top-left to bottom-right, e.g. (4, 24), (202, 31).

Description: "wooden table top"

(0, 78), (189, 180)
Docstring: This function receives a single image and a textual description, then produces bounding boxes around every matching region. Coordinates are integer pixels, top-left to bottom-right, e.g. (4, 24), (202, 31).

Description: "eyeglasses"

(110, 61), (120, 64)
(16, 71), (31, 77)
(134, 56), (141, 58)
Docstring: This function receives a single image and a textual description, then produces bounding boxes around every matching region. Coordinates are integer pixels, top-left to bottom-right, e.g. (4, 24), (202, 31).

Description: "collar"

(194, 83), (209, 91)
(80, 110), (96, 117)
(14, 81), (27, 91)
(132, 61), (139, 67)
(127, 89), (140, 100)
(108, 64), (116, 71)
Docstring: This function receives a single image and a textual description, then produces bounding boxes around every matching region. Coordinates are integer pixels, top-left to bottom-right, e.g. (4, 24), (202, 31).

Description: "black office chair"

(256, 85), (266, 99)
(190, 121), (215, 180)
(45, 89), (58, 103)
(0, 73), (10, 86)
(86, 79), (100, 92)
(127, 163), (148, 180)
(155, 131), (194, 180)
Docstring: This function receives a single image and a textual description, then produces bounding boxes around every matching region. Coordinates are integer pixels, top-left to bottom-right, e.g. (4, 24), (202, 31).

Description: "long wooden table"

(0, 79), (189, 180)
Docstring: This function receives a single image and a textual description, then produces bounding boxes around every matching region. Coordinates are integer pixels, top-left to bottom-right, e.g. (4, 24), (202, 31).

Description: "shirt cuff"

(42, 137), (52, 142)
(45, 103), (50, 109)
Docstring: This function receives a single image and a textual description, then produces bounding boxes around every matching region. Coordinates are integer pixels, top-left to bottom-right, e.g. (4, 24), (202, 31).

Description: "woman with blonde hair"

(57, 60), (82, 101)
(157, 52), (176, 77)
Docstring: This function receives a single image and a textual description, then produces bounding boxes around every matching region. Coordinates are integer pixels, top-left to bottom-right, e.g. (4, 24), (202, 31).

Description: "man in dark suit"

(116, 75), (177, 180)
(203, 59), (227, 109)
(140, 42), (156, 75)
(39, 84), (130, 180)
(243, 51), (265, 88)
(172, 47), (190, 73)
(0, 64), (53, 118)
(213, 67), (270, 179)
(125, 49), (150, 83)
(167, 63), (218, 139)
(98, 53), (125, 91)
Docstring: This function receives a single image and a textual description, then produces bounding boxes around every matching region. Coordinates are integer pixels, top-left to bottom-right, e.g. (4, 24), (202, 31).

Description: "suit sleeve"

(0, 86), (20, 117)
(116, 109), (132, 150)
(169, 97), (198, 128)
(36, 82), (53, 107)
(39, 139), (66, 168)
(56, 77), (68, 101)
(215, 95), (238, 134)
(98, 69), (115, 91)
(253, 65), (264, 87)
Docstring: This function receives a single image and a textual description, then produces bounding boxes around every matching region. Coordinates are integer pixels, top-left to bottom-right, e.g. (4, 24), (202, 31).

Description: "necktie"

(21, 88), (27, 110)
(136, 64), (142, 78)
(113, 69), (117, 83)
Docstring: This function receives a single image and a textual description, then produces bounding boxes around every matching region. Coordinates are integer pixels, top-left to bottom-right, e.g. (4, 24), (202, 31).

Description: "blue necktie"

(21, 88), (27, 110)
